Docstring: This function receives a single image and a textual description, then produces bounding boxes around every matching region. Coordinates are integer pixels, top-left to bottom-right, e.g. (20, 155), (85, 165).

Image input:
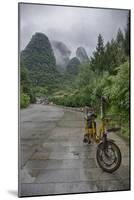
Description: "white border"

(0, 0), (133, 199)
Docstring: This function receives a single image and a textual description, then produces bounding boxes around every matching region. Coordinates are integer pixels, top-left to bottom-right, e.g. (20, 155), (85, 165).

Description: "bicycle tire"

(96, 141), (122, 173)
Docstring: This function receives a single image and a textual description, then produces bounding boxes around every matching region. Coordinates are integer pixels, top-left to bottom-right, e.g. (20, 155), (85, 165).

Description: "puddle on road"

(29, 169), (40, 178)
(31, 152), (49, 160)
(21, 168), (39, 183)
(71, 151), (80, 156)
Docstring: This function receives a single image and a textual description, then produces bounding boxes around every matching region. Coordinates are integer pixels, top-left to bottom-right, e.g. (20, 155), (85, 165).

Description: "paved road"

(19, 104), (130, 197)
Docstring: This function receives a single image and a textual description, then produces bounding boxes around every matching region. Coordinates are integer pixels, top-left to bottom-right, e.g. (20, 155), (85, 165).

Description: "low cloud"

(19, 3), (129, 57)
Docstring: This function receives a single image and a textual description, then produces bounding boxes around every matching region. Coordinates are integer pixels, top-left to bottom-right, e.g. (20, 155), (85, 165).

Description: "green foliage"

(90, 34), (105, 74)
(33, 86), (48, 98)
(66, 57), (80, 75)
(21, 32), (60, 91)
(20, 66), (31, 94)
(90, 31), (127, 75)
(104, 62), (129, 115)
(104, 39), (126, 74)
(96, 34), (104, 53)
(124, 15), (130, 56)
(20, 86), (30, 108)
(20, 65), (36, 106)
(116, 28), (124, 48)
(75, 63), (95, 88)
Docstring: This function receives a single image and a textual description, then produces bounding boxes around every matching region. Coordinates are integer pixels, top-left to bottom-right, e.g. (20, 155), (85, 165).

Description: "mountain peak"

(21, 32), (58, 87)
(66, 57), (80, 75)
(25, 32), (52, 52)
(76, 47), (89, 63)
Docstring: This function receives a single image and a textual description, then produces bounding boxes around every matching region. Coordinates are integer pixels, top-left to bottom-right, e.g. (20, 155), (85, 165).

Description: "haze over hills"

(51, 41), (89, 72)
(76, 47), (89, 64)
(20, 32), (89, 86)
(20, 32), (87, 97)
(51, 40), (71, 72)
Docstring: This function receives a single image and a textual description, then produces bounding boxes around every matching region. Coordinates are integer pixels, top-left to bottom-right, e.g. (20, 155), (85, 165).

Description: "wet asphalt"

(19, 104), (130, 196)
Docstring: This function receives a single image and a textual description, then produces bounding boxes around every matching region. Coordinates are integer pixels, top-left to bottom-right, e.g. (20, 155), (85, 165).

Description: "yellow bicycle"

(83, 96), (122, 173)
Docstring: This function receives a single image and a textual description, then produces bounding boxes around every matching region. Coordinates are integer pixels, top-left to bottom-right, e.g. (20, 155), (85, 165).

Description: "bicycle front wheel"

(96, 141), (121, 173)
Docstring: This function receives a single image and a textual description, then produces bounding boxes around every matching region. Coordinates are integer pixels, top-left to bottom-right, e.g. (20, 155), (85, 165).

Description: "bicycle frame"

(87, 97), (107, 143)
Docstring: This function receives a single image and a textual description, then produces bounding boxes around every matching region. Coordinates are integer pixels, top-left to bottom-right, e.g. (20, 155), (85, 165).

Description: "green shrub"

(20, 92), (30, 108)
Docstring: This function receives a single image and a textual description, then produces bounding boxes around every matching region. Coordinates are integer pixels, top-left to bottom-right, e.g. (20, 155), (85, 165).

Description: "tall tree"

(124, 14), (130, 56)
(90, 34), (105, 74)
(116, 28), (124, 48)
(96, 34), (104, 54)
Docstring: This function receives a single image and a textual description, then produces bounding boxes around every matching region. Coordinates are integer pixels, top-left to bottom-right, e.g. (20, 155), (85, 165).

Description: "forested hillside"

(20, 32), (62, 107)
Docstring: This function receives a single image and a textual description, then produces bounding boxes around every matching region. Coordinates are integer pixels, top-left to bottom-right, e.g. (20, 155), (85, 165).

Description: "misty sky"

(20, 3), (129, 58)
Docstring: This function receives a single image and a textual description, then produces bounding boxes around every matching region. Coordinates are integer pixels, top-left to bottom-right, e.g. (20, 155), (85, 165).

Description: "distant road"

(19, 104), (130, 197)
